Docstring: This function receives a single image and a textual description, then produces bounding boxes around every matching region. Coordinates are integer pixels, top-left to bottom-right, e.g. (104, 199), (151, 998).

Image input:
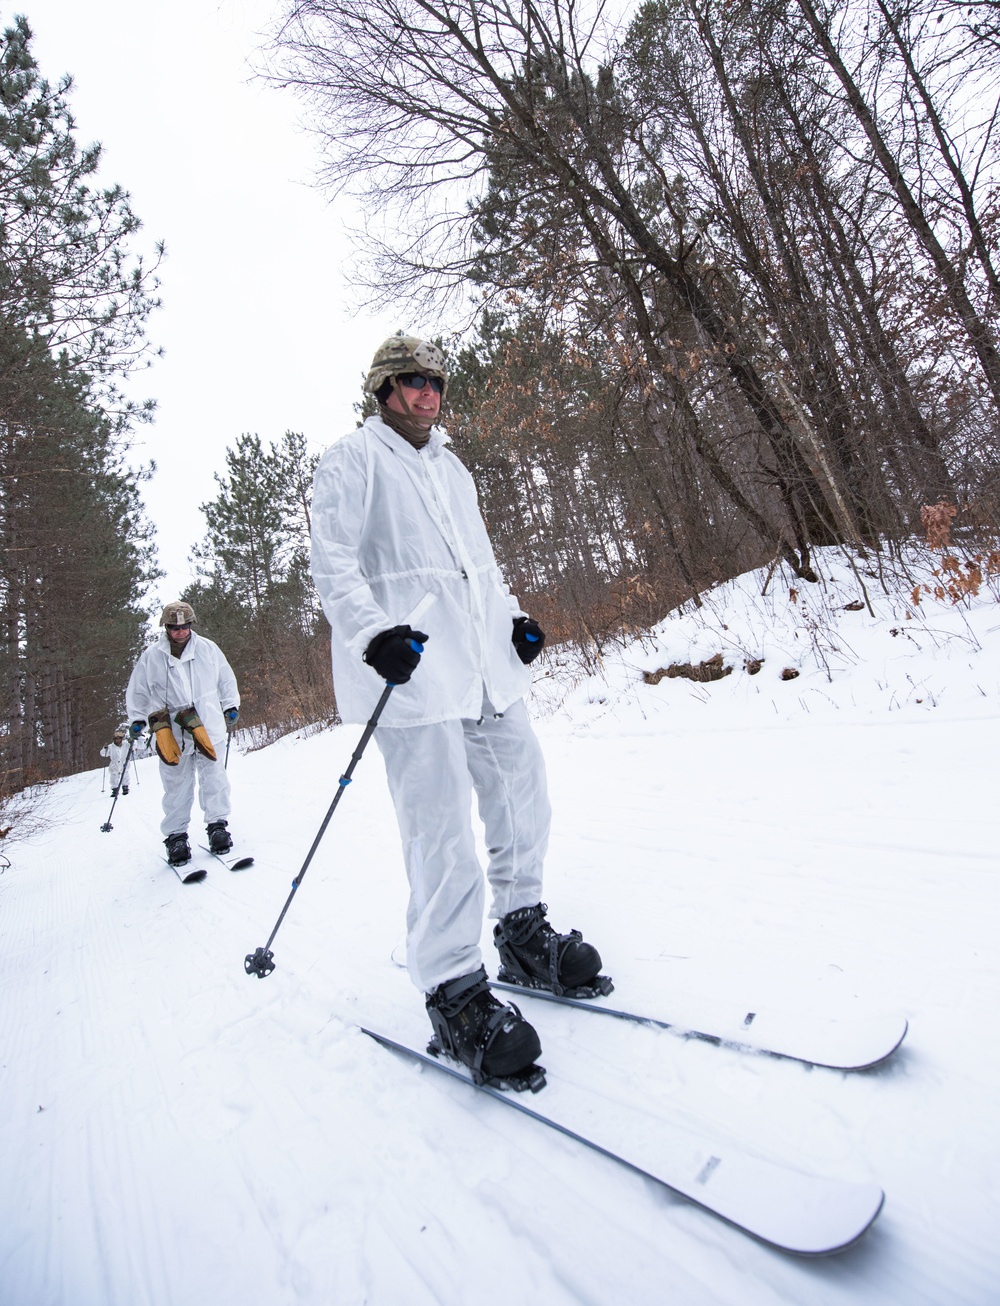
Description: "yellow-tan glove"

(148, 709), (180, 765)
(173, 706), (217, 761)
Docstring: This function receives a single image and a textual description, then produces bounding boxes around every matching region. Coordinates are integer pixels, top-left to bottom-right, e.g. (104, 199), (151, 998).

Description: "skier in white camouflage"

(100, 726), (130, 797)
(310, 335), (609, 1087)
(126, 601), (241, 867)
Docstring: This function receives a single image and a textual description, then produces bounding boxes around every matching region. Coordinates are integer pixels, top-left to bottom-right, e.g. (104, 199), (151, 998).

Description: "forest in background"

(0, 15), (160, 827)
(269, 0), (1000, 645)
(6, 0), (1000, 825)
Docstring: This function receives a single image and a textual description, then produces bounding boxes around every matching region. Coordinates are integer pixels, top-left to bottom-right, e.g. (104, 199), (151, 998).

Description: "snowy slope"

(1, 549), (998, 1305)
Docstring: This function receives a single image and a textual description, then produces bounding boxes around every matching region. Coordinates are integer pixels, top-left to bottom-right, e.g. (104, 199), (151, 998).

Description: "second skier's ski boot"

(207, 820), (233, 854)
(494, 902), (613, 999)
(425, 966), (545, 1091)
(165, 832), (191, 866)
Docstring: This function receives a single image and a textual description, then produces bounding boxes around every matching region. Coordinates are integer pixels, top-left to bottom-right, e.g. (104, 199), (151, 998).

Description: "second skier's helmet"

(159, 600), (196, 627)
(364, 335), (448, 403)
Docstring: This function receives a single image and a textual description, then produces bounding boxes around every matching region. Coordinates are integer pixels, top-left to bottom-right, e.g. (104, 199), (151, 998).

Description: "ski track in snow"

(2, 566), (1000, 1305)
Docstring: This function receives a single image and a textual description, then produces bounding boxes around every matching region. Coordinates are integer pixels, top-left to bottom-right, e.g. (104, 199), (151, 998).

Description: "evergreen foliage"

(0, 16), (161, 823)
(187, 431), (333, 738)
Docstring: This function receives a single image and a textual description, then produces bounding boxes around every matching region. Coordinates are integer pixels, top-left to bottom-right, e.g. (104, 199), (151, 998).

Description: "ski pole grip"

(525, 631), (539, 642)
(407, 638), (424, 653)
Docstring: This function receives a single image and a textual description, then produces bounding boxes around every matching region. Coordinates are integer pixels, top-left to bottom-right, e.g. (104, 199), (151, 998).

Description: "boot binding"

(425, 966), (545, 1091)
(426, 1034), (546, 1092)
(496, 964), (615, 1000)
(494, 902), (613, 997)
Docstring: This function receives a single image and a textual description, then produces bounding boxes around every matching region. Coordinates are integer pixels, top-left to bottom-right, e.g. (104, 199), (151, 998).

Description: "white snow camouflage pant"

(159, 738), (231, 838)
(376, 696), (550, 992)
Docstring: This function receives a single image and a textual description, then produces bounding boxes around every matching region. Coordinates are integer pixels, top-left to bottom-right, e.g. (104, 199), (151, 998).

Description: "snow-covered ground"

(2, 549), (998, 1304)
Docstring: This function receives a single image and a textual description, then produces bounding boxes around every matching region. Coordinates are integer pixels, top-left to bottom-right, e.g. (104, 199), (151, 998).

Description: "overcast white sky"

(20, 0), (408, 606)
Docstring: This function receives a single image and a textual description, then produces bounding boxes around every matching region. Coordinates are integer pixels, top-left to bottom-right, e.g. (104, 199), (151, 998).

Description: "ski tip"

(180, 868), (207, 883)
(198, 845), (254, 870)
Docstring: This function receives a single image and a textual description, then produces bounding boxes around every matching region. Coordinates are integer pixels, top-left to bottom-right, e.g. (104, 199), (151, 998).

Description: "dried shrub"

(920, 501), (957, 549)
(912, 502), (1000, 605)
(644, 652), (732, 684)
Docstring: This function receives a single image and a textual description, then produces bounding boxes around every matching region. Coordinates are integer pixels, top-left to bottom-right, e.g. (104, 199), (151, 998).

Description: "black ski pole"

(224, 731), (232, 770)
(99, 736), (137, 832)
(245, 680), (396, 978)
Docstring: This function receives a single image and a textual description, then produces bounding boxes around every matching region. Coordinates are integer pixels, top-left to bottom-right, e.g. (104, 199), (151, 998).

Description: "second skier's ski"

(199, 845), (254, 871)
(162, 856), (206, 884)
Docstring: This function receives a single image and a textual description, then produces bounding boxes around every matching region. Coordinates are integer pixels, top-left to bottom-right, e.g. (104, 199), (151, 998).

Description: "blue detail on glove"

(512, 617), (545, 664)
(364, 625), (430, 685)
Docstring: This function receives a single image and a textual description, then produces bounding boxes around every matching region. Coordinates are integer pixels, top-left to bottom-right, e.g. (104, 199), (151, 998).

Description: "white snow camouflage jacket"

(125, 631), (240, 752)
(310, 415), (532, 727)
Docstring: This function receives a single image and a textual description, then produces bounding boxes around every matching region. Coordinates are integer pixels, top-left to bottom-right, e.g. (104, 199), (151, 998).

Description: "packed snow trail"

(2, 563), (1000, 1303)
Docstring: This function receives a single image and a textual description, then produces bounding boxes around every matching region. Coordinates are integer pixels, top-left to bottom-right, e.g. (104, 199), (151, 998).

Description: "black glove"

(512, 616), (545, 664)
(363, 625), (429, 684)
(224, 707), (239, 731)
(129, 720), (145, 739)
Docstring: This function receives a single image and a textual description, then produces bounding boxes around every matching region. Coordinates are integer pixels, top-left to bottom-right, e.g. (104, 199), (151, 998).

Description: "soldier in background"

(100, 725), (130, 797)
(126, 601), (241, 867)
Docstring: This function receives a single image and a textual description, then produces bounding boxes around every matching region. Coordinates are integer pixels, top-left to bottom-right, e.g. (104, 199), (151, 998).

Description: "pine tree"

(189, 432), (330, 737)
(0, 16), (161, 824)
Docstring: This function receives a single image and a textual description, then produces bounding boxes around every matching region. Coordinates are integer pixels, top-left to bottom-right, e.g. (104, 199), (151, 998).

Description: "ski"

(162, 857), (207, 884)
(490, 980), (908, 1071)
(199, 845), (254, 871)
(362, 1025), (885, 1255)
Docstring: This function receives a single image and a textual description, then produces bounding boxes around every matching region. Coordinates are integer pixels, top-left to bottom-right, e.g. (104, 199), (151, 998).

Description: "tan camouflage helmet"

(364, 335), (448, 403)
(159, 600), (196, 627)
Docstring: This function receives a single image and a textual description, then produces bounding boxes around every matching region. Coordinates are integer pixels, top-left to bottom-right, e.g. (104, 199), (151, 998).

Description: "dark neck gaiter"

(379, 399), (434, 450)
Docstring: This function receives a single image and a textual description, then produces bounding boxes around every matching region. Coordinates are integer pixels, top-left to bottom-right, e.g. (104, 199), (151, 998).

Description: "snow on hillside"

(1, 548), (998, 1305)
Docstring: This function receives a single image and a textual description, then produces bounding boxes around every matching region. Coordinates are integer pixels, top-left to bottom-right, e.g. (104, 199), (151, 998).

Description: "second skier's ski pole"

(244, 679), (399, 978)
(99, 735), (138, 832)
(223, 707), (239, 769)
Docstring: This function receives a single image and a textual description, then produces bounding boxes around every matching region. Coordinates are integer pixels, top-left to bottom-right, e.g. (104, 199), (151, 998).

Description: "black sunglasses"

(166, 623), (191, 631)
(397, 373), (444, 394)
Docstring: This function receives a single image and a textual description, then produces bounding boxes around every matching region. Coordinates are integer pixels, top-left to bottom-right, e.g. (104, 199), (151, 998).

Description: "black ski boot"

(207, 820), (232, 854)
(110, 787), (119, 798)
(494, 902), (613, 998)
(122, 786), (129, 796)
(425, 966), (545, 1091)
(165, 832), (191, 866)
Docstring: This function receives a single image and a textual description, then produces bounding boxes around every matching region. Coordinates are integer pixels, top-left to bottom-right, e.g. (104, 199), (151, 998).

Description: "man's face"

(385, 372), (442, 421)
(165, 622), (192, 647)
